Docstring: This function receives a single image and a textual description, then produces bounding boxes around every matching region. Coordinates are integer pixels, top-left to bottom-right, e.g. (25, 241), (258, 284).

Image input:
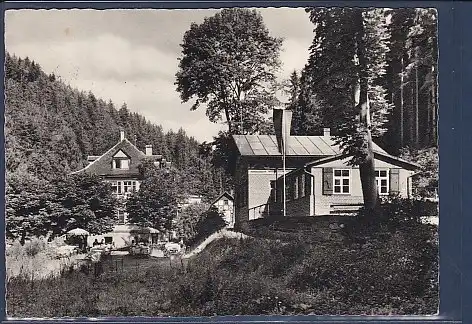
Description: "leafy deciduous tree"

(175, 8), (283, 135)
(127, 165), (184, 233)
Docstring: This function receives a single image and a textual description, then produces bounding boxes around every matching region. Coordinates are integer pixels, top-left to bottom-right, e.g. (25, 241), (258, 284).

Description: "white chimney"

(323, 128), (331, 137)
(120, 129), (125, 141)
(145, 145), (152, 156)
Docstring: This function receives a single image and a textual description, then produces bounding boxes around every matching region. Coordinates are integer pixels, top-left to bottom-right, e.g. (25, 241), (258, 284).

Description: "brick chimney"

(120, 129), (125, 141)
(323, 128), (331, 137)
(145, 145), (152, 156)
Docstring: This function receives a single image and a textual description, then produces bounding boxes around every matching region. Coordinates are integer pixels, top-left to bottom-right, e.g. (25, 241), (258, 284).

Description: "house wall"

(234, 156), (325, 227)
(285, 194), (313, 217)
(87, 225), (164, 249)
(103, 177), (141, 224)
(282, 157), (414, 217)
(88, 228), (134, 249)
(214, 197), (235, 227)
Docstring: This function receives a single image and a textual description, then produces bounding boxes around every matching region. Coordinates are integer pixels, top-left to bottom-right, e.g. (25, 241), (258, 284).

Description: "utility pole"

(282, 112), (286, 218)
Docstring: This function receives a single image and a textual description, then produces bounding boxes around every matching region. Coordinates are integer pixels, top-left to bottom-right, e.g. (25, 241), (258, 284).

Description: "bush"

(344, 196), (438, 238)
(24, 237), (47, 257)
(175, 204), (227, 247)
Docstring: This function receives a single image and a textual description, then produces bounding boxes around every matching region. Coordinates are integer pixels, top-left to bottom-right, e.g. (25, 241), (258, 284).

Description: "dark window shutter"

(390, 168), (400, 195)
(323, 167), (333, 195)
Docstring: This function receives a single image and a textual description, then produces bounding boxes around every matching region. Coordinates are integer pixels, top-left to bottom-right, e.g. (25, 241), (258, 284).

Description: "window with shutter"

(375, 170), (389, 195)
(333, 169), (350, 194)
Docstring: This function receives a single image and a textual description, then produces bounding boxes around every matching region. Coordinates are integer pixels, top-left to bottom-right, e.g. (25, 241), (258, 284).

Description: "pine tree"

(304, 8), (392, 210)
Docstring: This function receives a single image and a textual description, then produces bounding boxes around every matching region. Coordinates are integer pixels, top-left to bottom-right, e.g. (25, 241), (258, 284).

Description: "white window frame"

(123, 181), (133, 193)
(285, 183), (291, 202)
(110, 180), (123, 194)
(294, 177), (299, 200)
(333, 169), (351, 194)
(110, 180), (139, 196)
(113, 158), (130, 170)
(117, 209), (127, 224)
(375, 169), (390, 195)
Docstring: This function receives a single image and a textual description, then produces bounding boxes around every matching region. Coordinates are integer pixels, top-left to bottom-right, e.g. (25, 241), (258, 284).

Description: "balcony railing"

(248, 202), (282, 220)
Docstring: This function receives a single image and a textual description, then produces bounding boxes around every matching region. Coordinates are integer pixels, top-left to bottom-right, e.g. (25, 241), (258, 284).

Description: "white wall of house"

(284, 157), (414, 216)
(104, 178), (140, 224)
(87, 225), (161, 249)
(213, 197), (235, 227)
(246, 169), (291, 220)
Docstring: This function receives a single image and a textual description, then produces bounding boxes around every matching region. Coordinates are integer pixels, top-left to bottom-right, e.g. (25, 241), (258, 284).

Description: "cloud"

(278, 38), (311, 79)
(8, 34), (178, 83)
(5, 8), (315, 143)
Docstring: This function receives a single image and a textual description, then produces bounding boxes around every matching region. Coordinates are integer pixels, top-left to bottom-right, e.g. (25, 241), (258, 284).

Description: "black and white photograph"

(5, 6), (439, 317)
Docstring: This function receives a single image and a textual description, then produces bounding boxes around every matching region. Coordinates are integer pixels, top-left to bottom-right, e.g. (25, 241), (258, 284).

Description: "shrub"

(24, 237), (47, 257)
(175, 205), (227, 247)
(344, 196), (438, 240)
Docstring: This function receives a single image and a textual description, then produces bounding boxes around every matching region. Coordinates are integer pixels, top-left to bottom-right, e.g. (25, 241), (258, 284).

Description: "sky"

(5, 8), (315, 142)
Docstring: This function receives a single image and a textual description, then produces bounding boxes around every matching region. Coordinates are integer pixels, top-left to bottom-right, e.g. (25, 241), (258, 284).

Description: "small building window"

(111, 180), (138, 196)
(286, 183), (291, 201)
(111, 181), (118, 194)
(117, 209), (126, 224)
(113, 158), (130, 170)
(104, 237), (113, 244)
(333, 169), (350, 194)
(111, 181), (123, 194)
(375, 170), (389, 195)
(123, 181), (133, 193)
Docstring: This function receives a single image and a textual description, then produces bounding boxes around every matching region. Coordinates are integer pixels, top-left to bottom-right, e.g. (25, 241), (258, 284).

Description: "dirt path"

(182, 229), (249, 259)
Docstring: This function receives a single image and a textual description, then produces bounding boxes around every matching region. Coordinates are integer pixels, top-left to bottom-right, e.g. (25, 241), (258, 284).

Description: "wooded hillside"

(5, 53), (230, 199)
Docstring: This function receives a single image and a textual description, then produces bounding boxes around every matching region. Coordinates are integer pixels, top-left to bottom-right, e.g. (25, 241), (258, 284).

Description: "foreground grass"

(7, 217), (438, 317)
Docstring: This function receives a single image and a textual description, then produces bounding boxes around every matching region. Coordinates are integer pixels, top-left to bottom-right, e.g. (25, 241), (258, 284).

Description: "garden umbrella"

(147, 227), (159, 234)
(67, 228), (89, 236)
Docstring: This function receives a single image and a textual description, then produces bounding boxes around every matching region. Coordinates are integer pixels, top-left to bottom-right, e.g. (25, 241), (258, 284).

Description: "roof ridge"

(71, 138), (151, 175)
(70, 140), (124, 174)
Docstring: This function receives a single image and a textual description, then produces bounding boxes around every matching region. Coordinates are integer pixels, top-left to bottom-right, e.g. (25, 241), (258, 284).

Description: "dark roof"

(233, 135), (388, 157)
(72, 138), (162, 177)
(210, 191), (234, 205)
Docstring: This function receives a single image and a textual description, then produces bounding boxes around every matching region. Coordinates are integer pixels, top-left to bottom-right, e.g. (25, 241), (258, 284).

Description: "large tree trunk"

(415, 48), (420, 148)
(431, 65), (437, 146)
(224, 105), (233, 134)
(400, 56), (405, 148)
(354, 10), (378, 212)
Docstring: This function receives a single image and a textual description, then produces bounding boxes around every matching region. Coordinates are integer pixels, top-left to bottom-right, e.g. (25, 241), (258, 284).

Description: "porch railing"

(248, 202), (282, 220)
